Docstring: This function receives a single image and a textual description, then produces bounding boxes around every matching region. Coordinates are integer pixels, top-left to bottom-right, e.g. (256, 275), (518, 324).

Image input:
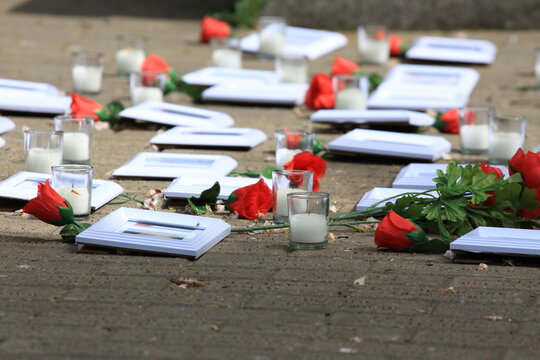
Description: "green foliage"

(95, 101), (125, 128)
(175, 79), (205, 103)
(312, 137), (327, 155)
(213, 0), (266, 29)
(60, 222), (91, 243)
(261, 166), (276, 179)
(187, 182), (221, 215)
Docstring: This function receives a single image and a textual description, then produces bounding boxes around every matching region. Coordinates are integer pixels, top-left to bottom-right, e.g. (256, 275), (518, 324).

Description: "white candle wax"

(276, 148), (302, 169)
(290, 213), (328, 244)
(535, 61), (540, 86)
(57, 187), (91, 216)
(63, 132), (90, 162)
(116, 47), (145, 74)
(131, 87), (164, 105)
(335, 88), (367, 110)
(72, 65), (103, 93)
(279, 61), (307, 84)
(488, 132), (523, 161)
(259, 32), (285, 56)
(212, 48), (242, 68)
(25, 148), (62, 174)
(274, 188), (306, 217)
(460, 124), (489, 151)
(360, 38), (389, 65)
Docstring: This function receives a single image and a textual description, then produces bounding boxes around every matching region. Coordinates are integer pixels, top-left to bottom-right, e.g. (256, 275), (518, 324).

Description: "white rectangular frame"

(450, 227), (540, 256)
(150, 127), (267, 149)
(0, 116), (16, 134)
(406, 36), (497, 64)
(202, 82), (308, 106)
(356, 187), (432, 211)
(182, 67), (278, 87)
(165, 176), (272, 200)
(310, 110), (435, 127)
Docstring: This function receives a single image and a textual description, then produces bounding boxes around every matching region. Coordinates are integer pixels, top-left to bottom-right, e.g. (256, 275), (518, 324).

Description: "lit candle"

(289, 213), (328, 244)
(335, 88), (367, 110)
(72, 65), (103, 93)
(360, 38), (389, 65)
(116, 47), (145, 75)
(275, 148), (302, 169)
(57, 187), (91, 216)
(63, 132), (90, 163)
(259, 32), (285, 57)
(488, 132), (523, 161)
(460, 124), (489, 152)
(25, 148), (62, 174)
(212, 48), (242, 68)
(279, 60), (307, 84)
(131, 87), (164, 105)
(274, 188), (306, 217)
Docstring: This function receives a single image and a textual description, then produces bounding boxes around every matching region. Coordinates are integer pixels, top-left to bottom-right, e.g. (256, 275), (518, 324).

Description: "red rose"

(480, 162), (504, 179)
(22, 180), (74, 226)
(509, 148), (526, 175)
(142, 54), (171, 73)
(284, 151), (327, 192)
(200, 16), (231, 43)
(374, 210), (426, 251)
(228, 179), (273, 220)
(304, 73), (335, 110)
(434, 108), (459, 134)
(515, 151), (540, 189)
(330, 56), (360, 76)
(388, 35), (409, 56)
(70, 93), (102, 121)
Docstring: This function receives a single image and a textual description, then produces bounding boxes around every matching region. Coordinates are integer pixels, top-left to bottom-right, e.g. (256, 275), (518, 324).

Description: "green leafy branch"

(212, 0), (267, 29)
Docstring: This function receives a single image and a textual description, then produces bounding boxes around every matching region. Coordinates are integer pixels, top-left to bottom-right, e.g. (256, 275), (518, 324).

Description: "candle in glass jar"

(279, 61), (307, 84)
(72, 65), (103, 93)
(360, 38), (389, 65)
(260, 32), (285, 57)
(57, 187), (91, 216)
(212, 48), (242, 68)
(460, 124), (489, 151)
(488, 132), (523, 161)
(274, 188), (306, 217)
(116, 47), (145, 75)
(289, 213), (328, 244)
(276, 148), (302, 169)
(25, 148), (62, 174)
(335, 88), (367, 110)
(131, 87), (164, 105)
(63, 132), (90, 163)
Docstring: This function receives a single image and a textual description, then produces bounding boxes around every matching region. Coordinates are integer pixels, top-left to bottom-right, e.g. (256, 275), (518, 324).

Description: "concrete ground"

(1, 1), (540, 359)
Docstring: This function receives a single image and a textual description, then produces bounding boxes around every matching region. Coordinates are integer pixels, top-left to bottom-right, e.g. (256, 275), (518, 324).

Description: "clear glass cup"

(54, 115), (94, 165)
(274, 129), (314, 169)
(211, 36), (242, 69)
(488, 115), (527, 164)
(333, 74), (369, 110)
(257, 16), (287, 58)
(272, 169), (314, 224)
(275, 54), (308, 84)
(357, 25), (390, 65)
(288, 192), (330, 250)
(116, 35), (147, 76)
(24, 130), (63, 174)
(72, 51), (105, 94)
(51, 165), (93, 220)
(130, 71), (166, 105)
(459, 106), (494, 155)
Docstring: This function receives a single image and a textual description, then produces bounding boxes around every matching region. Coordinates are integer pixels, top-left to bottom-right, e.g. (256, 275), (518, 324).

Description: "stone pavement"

(1, 1), (540, 359)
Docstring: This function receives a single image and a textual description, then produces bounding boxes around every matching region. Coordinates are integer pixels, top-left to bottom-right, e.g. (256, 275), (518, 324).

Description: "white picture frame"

(406, 36), (497, 64)
(328, 129), (451, 161)
(150, 127), (267, 150)
(75, 207), (231, 258)
(355, 187), (431, 211)
(0, 93), (70, 114)
(0, 78), (61, 97)
(165, 176), (272, 200)
(202, 82), (308, 106)
(0, 116), (16, 134)
(368, 64), (479, 110)
(119, 101), (234, 128)
(182, 67), (278, 87)
(0, 171), (124, 210)
(112, 152), (237, 179)
(450, 227), (540, 256)
(240, 26), (347, 60)
(310, 110), (435, 127)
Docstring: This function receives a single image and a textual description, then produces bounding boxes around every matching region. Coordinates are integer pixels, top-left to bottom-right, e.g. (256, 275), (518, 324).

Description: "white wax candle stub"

(460, 124), (489, 151)
(535, 61), (540, 85)
(72, 65), (103, 93)
(274, 188), (306, 217)
(276, 148), (302, 169)
(57, 187), (91, 216)
(335, 88), (367, 110)
(259, 32), (285, 56)
(360, 38), (389, 65)
(116, 48), (145, 74)
(25, 148), (62, 174)
(212, 49), (242, 69)
(131, 87), (164, 105)
(489, 132), (523, 160)
(279, 61), (308, 84)
(63, 132), (90, 162)
(290, 213), (328, 244)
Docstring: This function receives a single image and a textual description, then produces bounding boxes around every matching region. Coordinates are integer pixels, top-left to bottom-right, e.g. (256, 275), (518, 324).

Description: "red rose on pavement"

(70, 93), (102, 121)
(374, 210), (427, 251)
(304, 73), (335, 110)
(142, 54), (171, 73)
(509, 148), (526, 175)
(22, 180), (74, 226)
(228, 179), (273, 220)
(434, 108), (459, 134)
(508, 149), (540, 218)
(480, 162), (504, 179)
(284, 151), (327, 192)
(330, 56), (360, 76)
(200, 16), (231, 43)
(388, 35), (409, 56)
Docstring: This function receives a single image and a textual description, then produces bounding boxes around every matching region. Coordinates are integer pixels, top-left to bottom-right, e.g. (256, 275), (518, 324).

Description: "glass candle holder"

(72, 51), (104, 94)
(54, 115), (93, 165)
(459, 106), (494, 155)
(272, 169), (314, 224)
(51, 165), (93, 220)
(488, 115), (527, 164)
(275, 129), (314, 169)
(288, 192), (329, 250)
(24, 130), (63, 174)
(535, 48), (540, 88)
(257, 16), (287, 59)
(276, 54), (308, 84)
(130, 71), (166, 105)
(116, 35), (146, 76)
(333, 74), (368, 110)
(357, 25), (390, 65)
(211, 36), (242, 69)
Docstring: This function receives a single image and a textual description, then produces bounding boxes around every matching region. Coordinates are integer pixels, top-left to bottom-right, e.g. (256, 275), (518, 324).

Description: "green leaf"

(312, 137), (327, 155)
(261, 166), (276, 179)
(229, 171), (261, 178)
(52, 204), (74, 226)
(408, 239), (449, 254)
(176, 79), (205, 103)
(96, 100), (125, 127)
(507, 172), (524, 184)
(368, 73), (383, 93)
(60, 222), (91, 243)
(440, 198), (468, 221)
(223, 193), (238, 207)
(187, 198), (209, 215)
(189, 181), (220, 206)
(494, 182), (540, 211)
(235, 0), (267, 28)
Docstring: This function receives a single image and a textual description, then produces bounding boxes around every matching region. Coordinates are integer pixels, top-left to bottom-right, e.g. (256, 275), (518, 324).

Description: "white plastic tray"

(150, 127), (267, 149)
(450, 227), (540, 256)
(355, 187), (431, 211)
(0, 117), (15, 134)
(119, 101), (234, 128)
(202, 82), (308, 106)
(310, 110), (435, 127)
(112, 152), (237, 179)
(328, 129), (451, 161)
(165, 176), (272, 200)
(406, 36), (497, 64)
(182, 67), (278, 87)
